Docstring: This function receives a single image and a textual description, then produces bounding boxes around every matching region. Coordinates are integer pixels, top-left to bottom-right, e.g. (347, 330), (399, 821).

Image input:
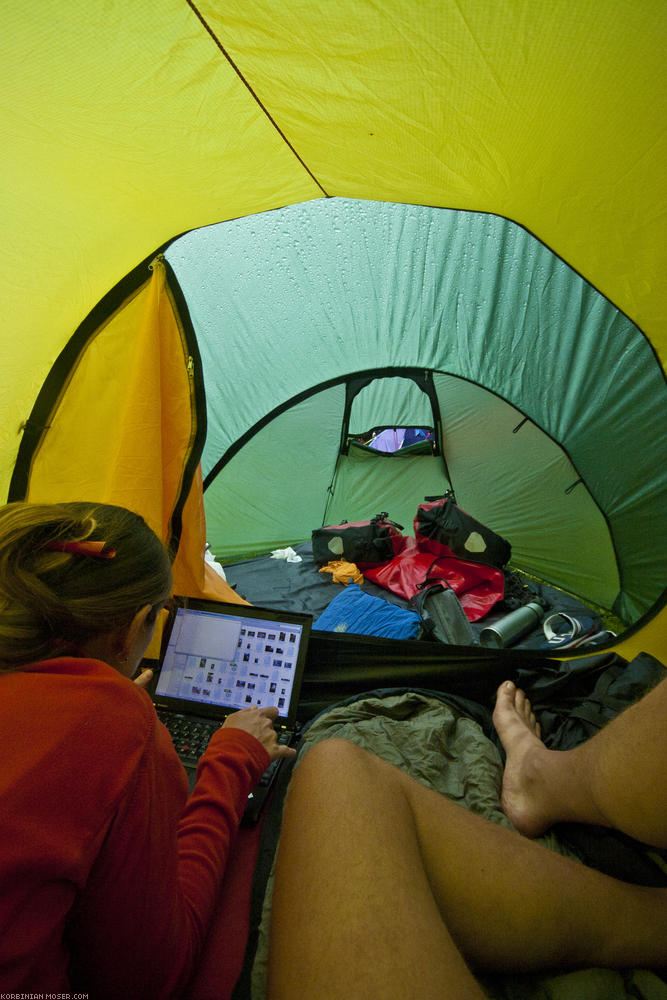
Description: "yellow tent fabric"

(23, 258), (242, 605)
(1, 1), (665, 654)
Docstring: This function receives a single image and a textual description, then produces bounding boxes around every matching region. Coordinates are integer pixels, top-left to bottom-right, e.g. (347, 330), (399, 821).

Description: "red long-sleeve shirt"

(0, 657), (270, 997)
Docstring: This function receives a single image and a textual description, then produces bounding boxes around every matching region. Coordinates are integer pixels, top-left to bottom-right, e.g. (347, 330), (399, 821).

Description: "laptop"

(149, 597), (311, 823)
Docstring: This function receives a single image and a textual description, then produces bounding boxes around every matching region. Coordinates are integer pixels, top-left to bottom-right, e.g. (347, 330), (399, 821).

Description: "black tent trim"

(161, 257), (208, 559)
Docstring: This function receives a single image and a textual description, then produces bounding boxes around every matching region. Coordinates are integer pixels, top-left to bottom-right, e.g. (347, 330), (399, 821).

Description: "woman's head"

(0, 501), (172, 671)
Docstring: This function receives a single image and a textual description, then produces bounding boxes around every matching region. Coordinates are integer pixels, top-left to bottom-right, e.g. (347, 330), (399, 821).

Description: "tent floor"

(222, 541), (606, 651)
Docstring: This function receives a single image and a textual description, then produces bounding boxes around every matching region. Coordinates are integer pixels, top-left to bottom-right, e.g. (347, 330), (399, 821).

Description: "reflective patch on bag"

(327, 535), (345, 556)
(464, 531), (487, 554)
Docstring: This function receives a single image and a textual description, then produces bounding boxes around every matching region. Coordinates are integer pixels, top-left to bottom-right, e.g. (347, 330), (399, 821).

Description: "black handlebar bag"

(415, 495), (511, 569)
(312, 513), (405, 568)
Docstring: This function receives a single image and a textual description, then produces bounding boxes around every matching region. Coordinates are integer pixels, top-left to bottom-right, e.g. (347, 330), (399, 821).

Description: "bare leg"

(269, 738), (485, 1000)
(494, 677), (667, 847)
(268, 738), (667, 1000)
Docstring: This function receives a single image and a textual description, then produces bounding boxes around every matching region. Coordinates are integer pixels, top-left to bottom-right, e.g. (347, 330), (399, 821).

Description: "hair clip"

(44, 540), (117, 559)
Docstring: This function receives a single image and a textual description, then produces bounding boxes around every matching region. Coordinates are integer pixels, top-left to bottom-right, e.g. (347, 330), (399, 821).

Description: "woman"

(0, 501), (293, 997)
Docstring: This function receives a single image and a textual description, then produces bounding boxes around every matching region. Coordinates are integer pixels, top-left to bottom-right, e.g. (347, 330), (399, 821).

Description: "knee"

(279, 738), (366, 818)
(287, 737), (395, 823)
(299, 736), (369, 773)
(290, 737), (378, 793)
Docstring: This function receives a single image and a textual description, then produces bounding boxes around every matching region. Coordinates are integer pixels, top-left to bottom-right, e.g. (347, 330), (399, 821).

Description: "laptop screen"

(154, 600), (311, 727)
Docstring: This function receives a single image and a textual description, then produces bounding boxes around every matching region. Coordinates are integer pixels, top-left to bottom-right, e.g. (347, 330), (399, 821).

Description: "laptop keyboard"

(156, 710), (219, 763)
(156, 709), (293, 775)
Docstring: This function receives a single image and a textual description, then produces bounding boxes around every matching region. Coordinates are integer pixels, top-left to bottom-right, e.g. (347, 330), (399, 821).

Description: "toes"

(496, 680), (515, 702)
(515, 688), (526, 715)
(495, 680), (542, 738)
(527, 709), (541, 738)
(517, 690), (535, 724)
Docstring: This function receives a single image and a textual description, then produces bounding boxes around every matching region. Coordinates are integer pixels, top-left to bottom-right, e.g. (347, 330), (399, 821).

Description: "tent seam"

(184, 0), (329, 198)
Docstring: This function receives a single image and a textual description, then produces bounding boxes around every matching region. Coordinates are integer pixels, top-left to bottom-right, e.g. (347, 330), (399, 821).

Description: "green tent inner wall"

(165, 199), (664, 624)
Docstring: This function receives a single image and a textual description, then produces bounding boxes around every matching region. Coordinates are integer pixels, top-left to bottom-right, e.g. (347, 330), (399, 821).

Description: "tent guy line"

(184, 0), (330, 197)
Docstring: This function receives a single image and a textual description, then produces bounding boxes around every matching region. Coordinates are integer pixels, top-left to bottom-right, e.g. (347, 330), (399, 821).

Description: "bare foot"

(493, 681), (555, 837)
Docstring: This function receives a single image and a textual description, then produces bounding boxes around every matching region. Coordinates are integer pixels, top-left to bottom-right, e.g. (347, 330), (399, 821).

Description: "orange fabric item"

(319, 559), (364, 586)
(173, 464), (248, 604)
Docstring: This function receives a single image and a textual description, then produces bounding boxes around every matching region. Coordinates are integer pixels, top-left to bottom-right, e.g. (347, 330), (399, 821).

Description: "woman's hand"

(222, 705), (297, 762)
(133, 667), (154, 689)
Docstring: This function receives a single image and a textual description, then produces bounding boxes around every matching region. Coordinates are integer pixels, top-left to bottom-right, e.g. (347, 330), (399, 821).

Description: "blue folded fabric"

(314, 584), (420, 639)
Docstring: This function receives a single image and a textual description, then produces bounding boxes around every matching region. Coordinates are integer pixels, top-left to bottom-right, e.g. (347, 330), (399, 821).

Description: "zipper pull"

(186, 355), (194, 379)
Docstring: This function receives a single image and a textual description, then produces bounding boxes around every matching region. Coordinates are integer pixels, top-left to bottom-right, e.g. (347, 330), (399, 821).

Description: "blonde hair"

(0, 502), (172, 669)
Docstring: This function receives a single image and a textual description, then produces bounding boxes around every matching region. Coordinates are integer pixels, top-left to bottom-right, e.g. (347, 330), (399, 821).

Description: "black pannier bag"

(415, 492), (511, 569)
(312, 513), (405, 568)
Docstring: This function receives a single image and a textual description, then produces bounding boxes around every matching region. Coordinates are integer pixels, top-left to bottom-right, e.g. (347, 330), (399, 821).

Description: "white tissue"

(204, 546), (227, 580)
(270, 546), (302, 563)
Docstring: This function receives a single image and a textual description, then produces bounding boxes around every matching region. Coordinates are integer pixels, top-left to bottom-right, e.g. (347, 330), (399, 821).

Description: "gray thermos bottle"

(479, 602), (545, 648)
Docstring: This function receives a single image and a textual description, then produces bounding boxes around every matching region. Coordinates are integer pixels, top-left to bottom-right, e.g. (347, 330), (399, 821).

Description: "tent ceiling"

(2, 0), (665, 498)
